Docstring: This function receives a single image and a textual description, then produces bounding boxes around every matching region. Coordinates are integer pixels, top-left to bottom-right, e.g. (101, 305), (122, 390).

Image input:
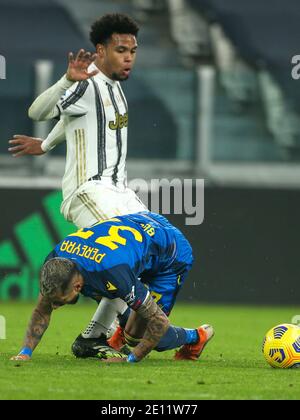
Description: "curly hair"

(40, 258), (77, 298)
(90, 13), (140, 46)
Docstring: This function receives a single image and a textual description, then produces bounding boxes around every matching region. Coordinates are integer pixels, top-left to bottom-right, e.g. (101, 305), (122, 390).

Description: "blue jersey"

(46, 212), (194, 312)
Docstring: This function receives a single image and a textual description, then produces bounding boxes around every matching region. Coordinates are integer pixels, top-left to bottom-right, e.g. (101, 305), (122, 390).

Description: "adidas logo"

(0, 191), (75, 300)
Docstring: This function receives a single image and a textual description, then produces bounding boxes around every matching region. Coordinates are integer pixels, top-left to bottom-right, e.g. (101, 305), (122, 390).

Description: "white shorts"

(66, 181), (148, 228)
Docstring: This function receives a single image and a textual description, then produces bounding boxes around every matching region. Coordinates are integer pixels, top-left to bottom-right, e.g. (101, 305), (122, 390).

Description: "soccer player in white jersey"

(9, 14), (148, 358)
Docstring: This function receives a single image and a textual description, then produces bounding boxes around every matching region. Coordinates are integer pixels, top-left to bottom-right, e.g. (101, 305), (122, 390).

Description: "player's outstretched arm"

(9, 119), (65, 157)
(28, 49), (98, 121)
(8, 135), (45, 157)
(10, 294), (53, 361)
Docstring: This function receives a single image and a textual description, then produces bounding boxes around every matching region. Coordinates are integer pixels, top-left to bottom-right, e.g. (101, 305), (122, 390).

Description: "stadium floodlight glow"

(0, 315), (6, 339)
(0, 55), (6, 80)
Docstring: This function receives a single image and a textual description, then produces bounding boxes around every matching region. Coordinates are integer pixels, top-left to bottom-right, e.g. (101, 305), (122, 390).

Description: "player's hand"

(66, 49), (99, 82)
(10, 354), (31, 361)
(8, 135), (45, 157)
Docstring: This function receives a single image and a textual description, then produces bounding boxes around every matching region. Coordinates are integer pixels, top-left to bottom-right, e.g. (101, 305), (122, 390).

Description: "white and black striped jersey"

(57, 64), (129, 216)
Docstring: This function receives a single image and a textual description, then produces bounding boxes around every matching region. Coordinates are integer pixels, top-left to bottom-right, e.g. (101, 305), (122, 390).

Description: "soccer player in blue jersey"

(11, 213), (214, 363)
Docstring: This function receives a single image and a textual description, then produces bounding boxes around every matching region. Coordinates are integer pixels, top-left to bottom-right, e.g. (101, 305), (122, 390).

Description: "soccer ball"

(263, 324), (300, 368)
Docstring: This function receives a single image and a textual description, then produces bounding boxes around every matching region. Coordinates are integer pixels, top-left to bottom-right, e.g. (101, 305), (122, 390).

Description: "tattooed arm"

(131, 294), (170, 361)
(23, 294), (53, 350)
(11, 294), (53, 360)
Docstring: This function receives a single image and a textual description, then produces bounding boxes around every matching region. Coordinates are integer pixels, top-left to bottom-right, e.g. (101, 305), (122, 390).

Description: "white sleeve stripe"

(60, 80), (89, 110)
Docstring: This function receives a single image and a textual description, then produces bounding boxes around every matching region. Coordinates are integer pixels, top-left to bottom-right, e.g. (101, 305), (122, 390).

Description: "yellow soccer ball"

(263, 324), (300, 368)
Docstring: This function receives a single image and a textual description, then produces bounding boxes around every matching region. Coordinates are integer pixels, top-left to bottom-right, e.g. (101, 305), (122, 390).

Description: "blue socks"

(155, 326), (198, 352)
(118, 309), (198, 353)
(185, 328), (199, 344)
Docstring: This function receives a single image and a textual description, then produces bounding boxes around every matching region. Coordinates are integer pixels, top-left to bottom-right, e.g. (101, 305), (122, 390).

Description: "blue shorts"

(141, 264), (192, 316)
(140, 228), (194, 316)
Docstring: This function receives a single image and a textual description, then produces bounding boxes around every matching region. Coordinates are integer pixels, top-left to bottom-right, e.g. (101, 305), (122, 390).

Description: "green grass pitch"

(0, 302), (299, 400)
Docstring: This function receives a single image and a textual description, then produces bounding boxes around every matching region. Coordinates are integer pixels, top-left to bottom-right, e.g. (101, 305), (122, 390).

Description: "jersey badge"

(106, 281), (117, 292)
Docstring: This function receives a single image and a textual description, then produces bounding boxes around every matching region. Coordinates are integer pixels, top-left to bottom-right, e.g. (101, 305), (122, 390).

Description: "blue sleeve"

(101, 264), (149, 311)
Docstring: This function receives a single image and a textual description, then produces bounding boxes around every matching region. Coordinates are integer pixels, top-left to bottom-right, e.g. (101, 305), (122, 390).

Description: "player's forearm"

(132, 317), (170, 361)
(131, 297), (170, 361)
(41, 119), (65, 153)
(22, 308), (51, 352)
(28, 74), (73, 121)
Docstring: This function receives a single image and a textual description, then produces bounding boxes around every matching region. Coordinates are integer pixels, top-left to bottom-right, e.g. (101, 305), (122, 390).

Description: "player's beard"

(111, 72), (129, 82)
(67, 295), (80, 305)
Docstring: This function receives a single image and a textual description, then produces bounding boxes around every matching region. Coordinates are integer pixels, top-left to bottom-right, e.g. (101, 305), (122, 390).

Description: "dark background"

(1, 186), (299, 304)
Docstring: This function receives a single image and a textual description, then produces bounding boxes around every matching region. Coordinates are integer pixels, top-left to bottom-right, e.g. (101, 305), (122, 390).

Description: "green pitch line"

(0, 303), (299, 400)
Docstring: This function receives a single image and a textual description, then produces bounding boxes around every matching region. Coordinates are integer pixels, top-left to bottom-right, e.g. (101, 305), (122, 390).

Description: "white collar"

(89, 63), (116, 86)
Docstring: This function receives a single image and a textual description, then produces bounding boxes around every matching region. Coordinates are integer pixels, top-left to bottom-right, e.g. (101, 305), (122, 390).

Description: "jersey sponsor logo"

(109, 112), (128, 130)
(106, 281), (117, 292)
